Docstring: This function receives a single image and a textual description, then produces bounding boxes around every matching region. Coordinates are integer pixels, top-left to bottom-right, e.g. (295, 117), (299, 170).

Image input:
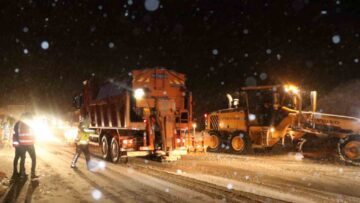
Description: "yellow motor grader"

(203, 84), (360, 165)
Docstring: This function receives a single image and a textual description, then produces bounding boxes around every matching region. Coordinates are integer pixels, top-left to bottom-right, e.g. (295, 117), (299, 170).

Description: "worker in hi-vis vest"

(13, 112), (39, 180)
(71, 119), (92, 169)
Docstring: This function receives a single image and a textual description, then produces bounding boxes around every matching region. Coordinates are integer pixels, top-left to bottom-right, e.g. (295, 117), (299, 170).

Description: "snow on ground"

(1, 142), (360, 202)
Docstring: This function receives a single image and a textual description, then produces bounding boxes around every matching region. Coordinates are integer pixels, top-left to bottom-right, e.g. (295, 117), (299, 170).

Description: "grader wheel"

(207, 133), (221, 152)
(338, 136), (360, 166)
(231, 136), (245, 152)
(230, 132), (250, 154)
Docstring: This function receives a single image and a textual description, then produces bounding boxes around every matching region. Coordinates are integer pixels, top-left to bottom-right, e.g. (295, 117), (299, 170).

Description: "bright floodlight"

(134, 88), (145, 100)
(284, 85), (299, 94)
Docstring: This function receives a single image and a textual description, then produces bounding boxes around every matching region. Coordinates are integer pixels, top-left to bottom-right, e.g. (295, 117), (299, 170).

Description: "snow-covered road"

(1, 143), (360, 203)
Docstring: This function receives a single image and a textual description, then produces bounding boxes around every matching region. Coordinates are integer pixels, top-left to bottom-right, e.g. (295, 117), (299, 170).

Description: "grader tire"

(230, 132), (251, 154)
(338, 135), (360, 166)
(206, 132), (222, 152)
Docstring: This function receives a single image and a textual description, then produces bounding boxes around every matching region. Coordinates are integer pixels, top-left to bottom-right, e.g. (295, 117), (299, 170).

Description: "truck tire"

(206, 132), (221, 152)
(101, 136), (110, 160)
(230, 132), (250, 154)
(111, 137), (120, 163)
(338, 135), (360, 166)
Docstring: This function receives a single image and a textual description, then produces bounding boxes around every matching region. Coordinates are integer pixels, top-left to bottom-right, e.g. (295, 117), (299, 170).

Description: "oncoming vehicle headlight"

(134, 88), (145, 100)
(65, 128), (78, 140)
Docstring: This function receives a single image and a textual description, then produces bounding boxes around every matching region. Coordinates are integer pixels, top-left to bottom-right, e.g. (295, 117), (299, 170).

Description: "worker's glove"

(12, 141), (19, 148)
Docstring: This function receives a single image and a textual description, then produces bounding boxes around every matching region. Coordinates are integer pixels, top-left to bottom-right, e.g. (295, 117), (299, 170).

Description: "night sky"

(0, 0), (359, 120)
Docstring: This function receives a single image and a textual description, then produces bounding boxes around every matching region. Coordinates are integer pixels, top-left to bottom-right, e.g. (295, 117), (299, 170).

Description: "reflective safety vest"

(17, 122), (35, 146)
(77, 130), (90, 145)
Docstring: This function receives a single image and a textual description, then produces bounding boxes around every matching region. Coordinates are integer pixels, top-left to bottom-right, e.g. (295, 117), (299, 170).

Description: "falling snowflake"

(354, 58), (359, 63)
(108, 42), (115, 48)
(165, 188), (170, 192)
(176, 169), (182, 174)
(144, 0), (160, 12)
(14, 68), (20, 73)
(276, 54), (281, 60)
(244, 53), (249, 57)
(91, 73), (95, 76)
(144, 159), (149, 164)
(227, 183), (233, 190)
(212, 49), (219, 55)
(22, 26), (29, 33)
(91, 189), (102, 200)
(248, 114), (256, 121)
(245, 175), (250, 180)
(321, 10), (327, 15)
(98, 5), (103, 10)
(338, 61), (343, 66)
(243, 29), (249, 34)
(128, 0), (133, 6)
(332, 35), (341, 44)
(266, 49), (272, 54)
(260, 72), (267, 80)
(23, 49), (29, 54)
(41, 41), (49, 50)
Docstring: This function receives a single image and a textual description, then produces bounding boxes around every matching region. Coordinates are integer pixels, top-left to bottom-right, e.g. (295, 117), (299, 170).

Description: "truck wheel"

(338, 135), (360, 166)
(207, 132), (221, 152)
(111, 137), (120, 163)
(101, 136), (110, 160)
(230, 132), (249, 154)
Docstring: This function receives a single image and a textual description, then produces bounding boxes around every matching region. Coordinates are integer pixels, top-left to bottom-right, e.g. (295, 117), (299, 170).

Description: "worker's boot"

(10, 172), (19, 181)
(19, 171), (28, 179)
(31, 173), (39, 180)
(71, 152), (80, 169)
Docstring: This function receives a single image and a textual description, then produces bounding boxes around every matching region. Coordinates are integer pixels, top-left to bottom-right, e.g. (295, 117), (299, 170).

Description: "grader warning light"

(284, 85), (299, 94)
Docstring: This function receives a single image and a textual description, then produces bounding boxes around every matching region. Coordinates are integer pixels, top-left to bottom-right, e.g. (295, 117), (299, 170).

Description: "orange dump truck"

(73, 68), (195, 162)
